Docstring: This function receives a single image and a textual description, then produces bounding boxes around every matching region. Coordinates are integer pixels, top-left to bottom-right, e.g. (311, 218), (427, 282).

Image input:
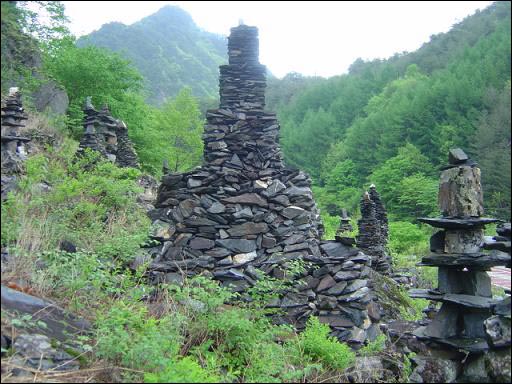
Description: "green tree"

(473, 82), (511, 219)
(153, 88), (204, 173)
(43, 37), (144, 136)
(368, 143), (436, 219)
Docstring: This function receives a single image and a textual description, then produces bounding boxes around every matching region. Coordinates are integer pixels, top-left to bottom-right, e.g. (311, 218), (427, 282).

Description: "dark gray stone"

(215, 239), (256, 253)
(207, 202), (226, 214)
(188, 237), (215, 250)
(227, 222), (268, 236)
(334, 270), (360, 281)
(448, 148), (469, 164)
(213, 268), (247, 280)
(281, 206), (305, 219)
(222, 193), (268, 207)
(484, 315), (511, 348)
(233, 207), (253, 219)
(320, 242), (358, 258)
(316, 274), (336, 292)
(1, 286), (90, 342)
(326, 281), (348, 296)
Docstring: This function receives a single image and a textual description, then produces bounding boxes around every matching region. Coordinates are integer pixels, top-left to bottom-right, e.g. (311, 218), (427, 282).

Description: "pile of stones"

(285, 242), (380, 345)
(356, 186), (392, 274)
(77, 97), (139, 168)
(410, 148), (510, 380)
(1, 88), (31, 200)
(146, 24), (379, 345)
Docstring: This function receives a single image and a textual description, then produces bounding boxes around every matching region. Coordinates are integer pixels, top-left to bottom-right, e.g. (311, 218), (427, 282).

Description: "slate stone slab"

(418, 217), (500, 229)
(1, 286), (90, 342)
(216, 239), (257, 253)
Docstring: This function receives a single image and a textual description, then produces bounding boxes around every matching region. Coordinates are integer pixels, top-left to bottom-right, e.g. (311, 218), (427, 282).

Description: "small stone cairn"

(410, 148), (511, 355)
(1, 88), (31, 199)
(356, 187), (392, 274)
(146, 25), (379, 345)
(335, 208), (355, 246)
(77, 98), (139, 168)
(1, 88), (30, 174)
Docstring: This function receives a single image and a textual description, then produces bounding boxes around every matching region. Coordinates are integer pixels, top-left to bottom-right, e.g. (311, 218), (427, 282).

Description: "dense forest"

(76, 5), (227, 105)
(1, 1), (510, 382)
(271, 1), (511, 224)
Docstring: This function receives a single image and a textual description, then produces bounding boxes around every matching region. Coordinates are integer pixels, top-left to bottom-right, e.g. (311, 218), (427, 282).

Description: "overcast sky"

(61, 1), (493, 78)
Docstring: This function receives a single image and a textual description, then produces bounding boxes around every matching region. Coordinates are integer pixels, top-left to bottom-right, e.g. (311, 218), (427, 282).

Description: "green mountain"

(77, 5), (226, 105)
(270, 1), (511, 219)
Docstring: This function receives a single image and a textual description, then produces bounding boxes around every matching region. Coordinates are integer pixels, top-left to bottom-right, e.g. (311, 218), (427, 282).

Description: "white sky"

(61, 1), (493, 78)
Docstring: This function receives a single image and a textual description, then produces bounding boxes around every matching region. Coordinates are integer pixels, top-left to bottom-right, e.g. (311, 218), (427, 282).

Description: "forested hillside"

(272, 1), (511, 221)
(77, 5), (227, 104)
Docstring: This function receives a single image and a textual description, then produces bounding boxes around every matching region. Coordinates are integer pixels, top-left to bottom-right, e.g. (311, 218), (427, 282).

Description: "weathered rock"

(409, 356), (459, 383)
(485, 349), (511, 383)
(439, 163), (484, 217)
(31, 80), (69, 115)
(316, 274), (336, 292)
(222, 193), (268, 207)
(12, 334), (80, 372)
(484, 315), (511, 348)
(215, 239), (256, 253)
(189, 237), (215, 250)
(1, 286), (90, 342)
(232, 251), (257, 265)
(150, 219), (175, 240)
(227, 222), (268, 236)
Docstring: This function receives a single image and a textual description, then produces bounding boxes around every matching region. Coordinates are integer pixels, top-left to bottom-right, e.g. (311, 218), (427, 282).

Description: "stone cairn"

(146, 25), (378, 345)
(1, 88), (30, 199)
(356, 188), (392, 274)
(335, 208), (354, 245)
(77, 98), (139, 168)
(410, 148), (511, 356)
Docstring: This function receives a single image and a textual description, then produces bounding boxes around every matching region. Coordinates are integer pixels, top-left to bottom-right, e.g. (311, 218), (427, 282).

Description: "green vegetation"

(0, 110), (360, 382)
(275, 2), (511, 220)
(76, 5), (226, 105)
(2, 2), (510, 382)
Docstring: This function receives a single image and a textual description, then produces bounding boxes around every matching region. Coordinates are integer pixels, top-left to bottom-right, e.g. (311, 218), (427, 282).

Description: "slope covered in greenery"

(274, 1), (511, 221)
(77, 5), (226, 105)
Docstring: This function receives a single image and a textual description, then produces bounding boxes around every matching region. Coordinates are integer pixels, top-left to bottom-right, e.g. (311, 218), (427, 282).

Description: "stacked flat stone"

(77, 97), (107, 158)
(1, 88), (30, 175)
(96, 105), (119, 163)
(146, 25), (379, 345)
(335, 209), (355, 246)
(356, 191), (389, 273)
(77, 98), (139, 168)
(410, 148), (511, 355)
(115, 120), (139, 168)
(219, 25), (265, 111)
(369, 185), (392, 273)
(369, 185), (388, 243)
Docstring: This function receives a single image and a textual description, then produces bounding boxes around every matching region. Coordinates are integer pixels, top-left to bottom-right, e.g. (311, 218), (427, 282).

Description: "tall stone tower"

(149, 25), (322, 288)
(146, 25), (380, 347)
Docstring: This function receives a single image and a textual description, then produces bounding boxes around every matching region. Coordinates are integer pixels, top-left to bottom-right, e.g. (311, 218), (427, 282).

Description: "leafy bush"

(359, 333), (387, 356)
(388, 221), (431, 262)
(95, 300), (185, 372)
(144, 356), (219, 383)
(1, 143), (149, 261)
(296, 316), (355, 371)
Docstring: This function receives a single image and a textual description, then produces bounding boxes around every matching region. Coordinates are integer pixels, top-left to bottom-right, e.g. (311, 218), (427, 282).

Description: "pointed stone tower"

(148, 25), (322, 288)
